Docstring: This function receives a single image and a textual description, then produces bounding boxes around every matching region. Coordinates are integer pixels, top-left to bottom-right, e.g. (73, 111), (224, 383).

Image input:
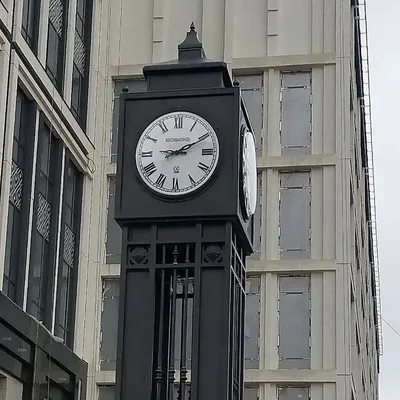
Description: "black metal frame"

(115, 221), (246, 400)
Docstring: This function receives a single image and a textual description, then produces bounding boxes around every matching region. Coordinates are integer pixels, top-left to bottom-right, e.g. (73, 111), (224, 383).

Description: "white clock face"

(242, 128), (257, 218)
(135, 111), (220, 196)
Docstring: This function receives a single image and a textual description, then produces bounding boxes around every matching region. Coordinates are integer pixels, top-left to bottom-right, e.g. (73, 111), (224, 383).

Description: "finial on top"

(178, 23), (206, 61)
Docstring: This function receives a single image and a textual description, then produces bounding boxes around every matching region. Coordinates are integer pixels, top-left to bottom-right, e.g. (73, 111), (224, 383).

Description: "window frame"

(45, 0), (69, 92)
(71, 0), (94, 128)
(55, 152), (83, 348)
(3, 89), (37, 306)
(27, 115), (63, 328)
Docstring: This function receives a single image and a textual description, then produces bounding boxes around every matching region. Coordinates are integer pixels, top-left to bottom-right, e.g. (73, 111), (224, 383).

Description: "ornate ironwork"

(63, 225), (75, 267)
(9, 162), (23, 210)
(49, 0), (64, 35)
(127, 245), (150, 265)
(74, 30), (86, 76)
(36, 194), (52, 242)
(202, 243), (224, 264)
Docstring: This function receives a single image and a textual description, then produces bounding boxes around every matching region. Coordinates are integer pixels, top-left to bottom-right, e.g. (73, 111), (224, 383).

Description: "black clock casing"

(115, 87), (254, 253)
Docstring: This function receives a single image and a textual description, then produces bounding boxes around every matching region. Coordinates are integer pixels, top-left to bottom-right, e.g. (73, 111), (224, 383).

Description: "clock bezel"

(239, 123), (257, 220)
(134, 110), (221, 201)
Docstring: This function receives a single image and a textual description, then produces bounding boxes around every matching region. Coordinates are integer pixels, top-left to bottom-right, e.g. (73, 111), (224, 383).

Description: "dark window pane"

(28, 124), (59, 327)
(71, 0), (93, 128)
(22, 0), (41, 52)
(46, 0), (67, 91)
(55, 159), (82, 347)
(3, 90), (35, 304)
(100, 279), (120, 370)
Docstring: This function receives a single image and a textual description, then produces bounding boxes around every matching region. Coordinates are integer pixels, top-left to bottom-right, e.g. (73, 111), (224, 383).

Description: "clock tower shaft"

(114, 24), (255, 400)
(115, 221), (246, 400)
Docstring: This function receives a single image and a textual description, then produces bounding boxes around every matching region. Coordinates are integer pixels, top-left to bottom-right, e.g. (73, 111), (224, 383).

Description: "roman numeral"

(188, 174), (196, 186)
(172, 178), (179, 191)
(198, 132), (210, 141)
(155, 173), (166, 187)
(158, 121), (168, 133)
(198, 162), (210, 173)
(142, 151), (153, 157)
(143, 162), (157, 176)
(202, 148), (213, 156)
(190, 121), (197, 131)
(174, 116), (183, 129)
(146, 136), (157, 143)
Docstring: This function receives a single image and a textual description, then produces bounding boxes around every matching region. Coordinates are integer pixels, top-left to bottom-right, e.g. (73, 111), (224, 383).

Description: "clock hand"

(174, 134), (209, 154)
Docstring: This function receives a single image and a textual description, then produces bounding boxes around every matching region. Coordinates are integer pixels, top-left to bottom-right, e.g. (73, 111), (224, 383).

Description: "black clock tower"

(114, 24), (257, 400)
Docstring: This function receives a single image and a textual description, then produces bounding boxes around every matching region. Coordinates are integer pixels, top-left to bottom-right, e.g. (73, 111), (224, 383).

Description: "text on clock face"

(135, 111), (220, 196)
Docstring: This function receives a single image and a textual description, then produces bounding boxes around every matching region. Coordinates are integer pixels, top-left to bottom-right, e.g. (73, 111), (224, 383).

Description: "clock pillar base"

(115, 220), (246, 400)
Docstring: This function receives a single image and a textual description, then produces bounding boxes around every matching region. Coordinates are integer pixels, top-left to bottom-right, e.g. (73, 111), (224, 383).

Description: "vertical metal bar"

(155, 269), (166, 400)
(167, 269), (177, 400)
(179, 268), (189, 400)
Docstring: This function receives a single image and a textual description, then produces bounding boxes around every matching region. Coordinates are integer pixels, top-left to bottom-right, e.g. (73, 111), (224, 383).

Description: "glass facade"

(3, 90), (36, 305)
(21, 0), (41, 53)
(46, 0), (68, 90)
(28, 122), (60, 326)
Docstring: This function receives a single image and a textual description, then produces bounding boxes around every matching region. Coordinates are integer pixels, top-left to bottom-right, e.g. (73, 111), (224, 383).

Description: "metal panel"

(278, 387), (310, 400)
(98, 386), (115, 400)
(234, 75), (263, 155)
(249, 173), (262, 260)
(279, 189), (310, 252)
(111, 80), (147, 161)
(100, 279), (120, 371)
(280, 72), (311, 155)
(282, 72), (310, 88)
(280, 172), (310, 189)
(106, 177), (122, 264)
(279, 276), (309, 293)
(278, 276), (311, 369)
(244, 277), (260, 369)
(244, 386), (259, 400)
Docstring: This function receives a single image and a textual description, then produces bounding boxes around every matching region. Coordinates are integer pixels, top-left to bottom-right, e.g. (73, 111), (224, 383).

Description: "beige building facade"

(0, 0), (381, 399)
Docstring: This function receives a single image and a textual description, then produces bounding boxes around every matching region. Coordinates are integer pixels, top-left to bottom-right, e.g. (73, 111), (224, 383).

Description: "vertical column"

(38, 0), (50, 65)
(0, 52), (18, 288)
(152, 0), (164, 63)
(63, 0), (77, 103)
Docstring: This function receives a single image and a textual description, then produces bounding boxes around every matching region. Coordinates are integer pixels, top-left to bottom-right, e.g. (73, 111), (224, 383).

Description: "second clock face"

(135, 111), (220, 196)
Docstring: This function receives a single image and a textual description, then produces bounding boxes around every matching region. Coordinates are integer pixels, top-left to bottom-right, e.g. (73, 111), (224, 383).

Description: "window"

(249, 173), (262, 260)
(233, 75), (264, 156)
(71, 0), (94, 127)
(106, 177), (122, 264)
(278, 386), (310, 400)
(46, 0), (68, 91)
(278, 276), (311, 369)
(279, 172), (311, 259)
(3, 90), (36, 305)
(245, 277), (260, 369)
(21, 0), (41, 53)
(280, 72), (312, 155)
(98, 386), (115, 400)
(28, 122), (61, 327)
(244, 386), (259, 400)
(54, 158), (83, 346)
(100, 279), (120, 370)
(111, 80), (147, 162)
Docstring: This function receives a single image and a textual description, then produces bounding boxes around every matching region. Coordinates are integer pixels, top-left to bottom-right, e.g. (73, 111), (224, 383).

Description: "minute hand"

(175, 134), (208, 154)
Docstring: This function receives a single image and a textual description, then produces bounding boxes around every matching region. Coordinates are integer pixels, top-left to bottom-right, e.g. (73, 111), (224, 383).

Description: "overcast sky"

(367, 1), (400, 398)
